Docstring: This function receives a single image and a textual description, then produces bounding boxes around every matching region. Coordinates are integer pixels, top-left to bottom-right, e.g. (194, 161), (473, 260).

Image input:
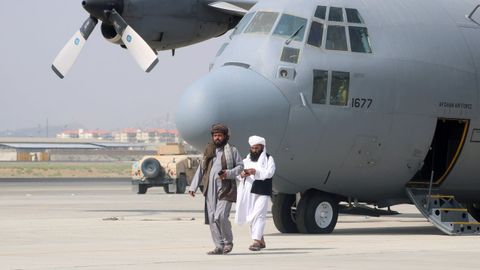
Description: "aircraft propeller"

(52, 0), (158, 79)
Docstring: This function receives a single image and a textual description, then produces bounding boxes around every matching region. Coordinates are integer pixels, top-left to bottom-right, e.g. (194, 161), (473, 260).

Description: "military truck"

(131, 143), (201, 194)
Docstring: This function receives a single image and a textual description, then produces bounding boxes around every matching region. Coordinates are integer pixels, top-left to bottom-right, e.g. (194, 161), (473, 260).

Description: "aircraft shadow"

(265, 225), (441, 236)
(228, 251), (312, 256)
(86, 209), (204, 214)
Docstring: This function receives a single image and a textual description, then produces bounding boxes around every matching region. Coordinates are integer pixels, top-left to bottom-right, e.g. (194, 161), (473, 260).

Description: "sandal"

(207, 247), (223, 255)
(260, 237), (266, 249)
(223, 243), (233, 254)
(249, 242), (262, 251)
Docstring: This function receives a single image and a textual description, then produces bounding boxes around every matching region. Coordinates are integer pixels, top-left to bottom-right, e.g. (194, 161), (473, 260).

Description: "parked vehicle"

(131, 143), (201, 194)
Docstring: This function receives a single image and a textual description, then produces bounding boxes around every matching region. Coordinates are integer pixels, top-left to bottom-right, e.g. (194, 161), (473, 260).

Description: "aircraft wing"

(204, 0), (258, 15)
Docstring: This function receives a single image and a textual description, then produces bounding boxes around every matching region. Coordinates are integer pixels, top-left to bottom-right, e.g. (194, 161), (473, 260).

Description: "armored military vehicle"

(131, 143), (201, 194)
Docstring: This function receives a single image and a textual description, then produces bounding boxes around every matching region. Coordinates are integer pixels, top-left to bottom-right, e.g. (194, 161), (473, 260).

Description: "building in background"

(56, 128), (180, 144)
(78, 129), (112, 140)
(56, 130), (80, 139)
(113, 128), (141, 143)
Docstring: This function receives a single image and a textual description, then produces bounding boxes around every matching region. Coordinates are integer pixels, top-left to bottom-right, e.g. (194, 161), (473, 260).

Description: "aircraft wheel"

(466, 202), (480, 221)
(296, 191), (338, 234)
(272, 193), (298, 233)
(176, 174), (187, 194)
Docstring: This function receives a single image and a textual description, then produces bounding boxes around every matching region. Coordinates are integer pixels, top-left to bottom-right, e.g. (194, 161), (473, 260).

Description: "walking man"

(189, 123), (243, 255)
(235, 135), (275, 251)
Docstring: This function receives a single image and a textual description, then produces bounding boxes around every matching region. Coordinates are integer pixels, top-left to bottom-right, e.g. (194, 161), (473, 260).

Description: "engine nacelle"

(101, 23), (123, 45)
(122, 0), (240, 50)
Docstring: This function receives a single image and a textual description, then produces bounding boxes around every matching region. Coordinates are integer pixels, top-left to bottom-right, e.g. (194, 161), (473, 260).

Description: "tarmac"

(0, 179), (479, 270)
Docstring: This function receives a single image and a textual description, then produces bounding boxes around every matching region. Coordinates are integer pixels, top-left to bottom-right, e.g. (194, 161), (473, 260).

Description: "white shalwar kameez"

(235, 143), (275, 241)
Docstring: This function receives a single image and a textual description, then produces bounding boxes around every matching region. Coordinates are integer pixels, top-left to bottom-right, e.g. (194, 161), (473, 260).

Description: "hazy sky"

(0, 0), (225, 131)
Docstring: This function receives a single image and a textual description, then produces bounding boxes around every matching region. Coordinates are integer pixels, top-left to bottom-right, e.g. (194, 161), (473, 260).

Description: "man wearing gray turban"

(189, 123), (243, 255)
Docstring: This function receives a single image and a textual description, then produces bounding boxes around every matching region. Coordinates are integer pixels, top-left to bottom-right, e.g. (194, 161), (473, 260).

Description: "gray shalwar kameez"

(189, 146), (243, 249)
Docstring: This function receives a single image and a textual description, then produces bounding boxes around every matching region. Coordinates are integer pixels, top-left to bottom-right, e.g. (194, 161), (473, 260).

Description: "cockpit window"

(314, 6), (327, 20)
(330, 71), (349, 106)
(232, 12), (255, 36)
(311, 70), (350, 106)
(312, 70), (328, 104)
(328, 7), (343, 22)
(349, 27), (372, 53)
(273, 14), (308, 42)
(244, 12), (279, 34)
(345, 8), (364, 23)
(326, 25), (347, 51)
(307, 21), (324, 47)
(308, 6), (372, 53)
(280, 47), (300, 63)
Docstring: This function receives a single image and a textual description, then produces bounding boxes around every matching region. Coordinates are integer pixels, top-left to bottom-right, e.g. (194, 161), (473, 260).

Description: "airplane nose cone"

(176, 66), (290, 154)
(82, 0), (124, 21)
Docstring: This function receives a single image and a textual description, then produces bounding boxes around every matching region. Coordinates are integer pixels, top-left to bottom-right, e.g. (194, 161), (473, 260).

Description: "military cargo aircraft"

(54, 0), (480, 235)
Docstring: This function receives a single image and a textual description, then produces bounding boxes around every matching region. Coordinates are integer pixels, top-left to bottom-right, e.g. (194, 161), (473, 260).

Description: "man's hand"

(240, 171), (249, 178)
(188, 191), (195, 197)
(246, 168), (256, 175)
(218, 170), (227, 180)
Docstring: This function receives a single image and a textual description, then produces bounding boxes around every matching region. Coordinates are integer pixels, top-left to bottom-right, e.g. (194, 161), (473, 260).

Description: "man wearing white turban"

(235, 135), (276, 251)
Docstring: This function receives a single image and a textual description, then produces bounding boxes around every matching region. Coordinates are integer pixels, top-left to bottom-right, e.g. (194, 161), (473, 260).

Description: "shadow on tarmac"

(265, 225), (441, 236)
(86, 209), (204, 213)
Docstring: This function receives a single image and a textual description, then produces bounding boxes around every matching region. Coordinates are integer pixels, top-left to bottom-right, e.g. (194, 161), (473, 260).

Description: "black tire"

(272, 193), (298, 233)
(296, 191), (338, 234)
(176, 174), (187, 194)
(141, 158), (162, 178)
(137, 184), (148, 194)
(163, 185), (174, 194)
(466, 202), (480, 221)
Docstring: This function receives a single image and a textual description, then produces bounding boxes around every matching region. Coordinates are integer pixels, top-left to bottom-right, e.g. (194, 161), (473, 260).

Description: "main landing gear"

(272, 190), (339, 234)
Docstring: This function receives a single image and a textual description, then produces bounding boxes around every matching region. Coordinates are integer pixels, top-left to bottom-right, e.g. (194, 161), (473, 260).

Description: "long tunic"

(235, 154), (275, 240)
(189, 146), (243, 248)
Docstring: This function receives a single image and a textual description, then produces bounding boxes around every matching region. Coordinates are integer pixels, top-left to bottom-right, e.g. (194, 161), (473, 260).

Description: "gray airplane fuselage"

(176, 0), (480, 206)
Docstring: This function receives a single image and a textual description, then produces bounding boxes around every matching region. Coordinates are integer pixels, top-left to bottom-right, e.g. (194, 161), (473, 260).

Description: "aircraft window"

(307, 21), (324, 47)
(326, 26), (347, 51)
(349, 27), (372, 53)
(216, 43), (229, 57)
(314, 6), (327, 20)
(280, 47), (300, 63)
(232, 12), (255, 36)
(330, 71), (349, 106)
(273, 14), (308, 42)
(345, 8), (364, 23)
(244, 12), (279, 34)
(328, 7), (343, 22)
(312, 70), (328, 104)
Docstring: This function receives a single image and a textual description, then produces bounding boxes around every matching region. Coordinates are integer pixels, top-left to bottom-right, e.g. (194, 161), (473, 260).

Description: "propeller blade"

(52, 17), (98, 79)
(109, 9), (158, 72)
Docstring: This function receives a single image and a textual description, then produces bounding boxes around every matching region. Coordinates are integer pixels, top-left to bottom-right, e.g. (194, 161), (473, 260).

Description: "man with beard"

(235, 135), (275, 251)
(188, 123), (243, 255)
